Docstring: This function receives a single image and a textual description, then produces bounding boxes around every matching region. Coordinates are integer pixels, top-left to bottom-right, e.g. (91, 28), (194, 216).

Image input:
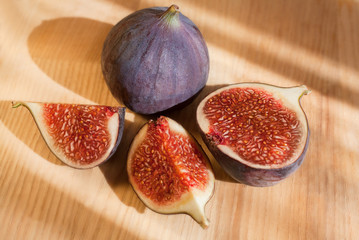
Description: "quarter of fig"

(12, 102), (125, 169)
(101, 5), (209, 114)
(196, 83), (310, 187)
(127, 116), (214, 228)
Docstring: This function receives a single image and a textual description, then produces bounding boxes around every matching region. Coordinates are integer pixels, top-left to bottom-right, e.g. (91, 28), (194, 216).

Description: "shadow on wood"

(27, 17), (117, 106)
(0, 100), (64, 166)
(183, 0), (359, 73)
(194, 0), (359, 108)
(2, 164), (141, 239)
(99, 114), (148, 214)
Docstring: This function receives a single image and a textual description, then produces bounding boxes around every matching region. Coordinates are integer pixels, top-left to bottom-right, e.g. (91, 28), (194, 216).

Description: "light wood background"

(1, 0), (358, 239)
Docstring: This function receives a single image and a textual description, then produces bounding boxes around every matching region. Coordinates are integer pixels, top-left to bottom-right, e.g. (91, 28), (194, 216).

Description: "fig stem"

(160, 5), (180, 28)
(12, 102), (23, 108)
(301, 85), (311, 96)
(297, 85), (311, 98)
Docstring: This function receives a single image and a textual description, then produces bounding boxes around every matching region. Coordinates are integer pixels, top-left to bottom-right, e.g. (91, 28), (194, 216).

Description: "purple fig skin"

(200, 129), (310, 187)
(107, 107), (126, 162)
(101, 5), (209, 114)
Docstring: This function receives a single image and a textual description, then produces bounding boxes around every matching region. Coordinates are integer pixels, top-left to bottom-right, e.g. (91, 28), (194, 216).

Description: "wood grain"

(0, 0), (358, 239)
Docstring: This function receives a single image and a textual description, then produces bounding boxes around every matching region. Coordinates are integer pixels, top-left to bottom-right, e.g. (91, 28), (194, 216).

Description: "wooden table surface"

(1, 0), (358, 239)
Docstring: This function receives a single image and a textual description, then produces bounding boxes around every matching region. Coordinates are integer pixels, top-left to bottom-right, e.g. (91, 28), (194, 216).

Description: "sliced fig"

(196, 83), (310, 187)
(101, 5), (209, 114)
(12, 102), (125, 169)
(127, 116), (214, 228)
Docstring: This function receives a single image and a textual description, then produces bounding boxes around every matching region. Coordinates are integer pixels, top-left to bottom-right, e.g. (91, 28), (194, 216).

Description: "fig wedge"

(12, 102), (125, 169)
(127, 116), (214, 228)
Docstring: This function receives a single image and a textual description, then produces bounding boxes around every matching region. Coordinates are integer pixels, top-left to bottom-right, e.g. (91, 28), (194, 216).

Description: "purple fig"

(101, 5), (209, 114)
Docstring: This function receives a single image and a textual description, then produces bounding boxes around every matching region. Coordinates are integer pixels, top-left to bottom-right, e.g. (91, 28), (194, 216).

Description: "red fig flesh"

(197, 83), (310, 186)
(127, 116), (214, 228)
(101, 5), (209, 114)
(13, 102), (125, 169)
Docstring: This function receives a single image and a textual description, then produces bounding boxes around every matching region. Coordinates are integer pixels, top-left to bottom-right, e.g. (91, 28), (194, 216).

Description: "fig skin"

(196, 83), (311, 187)
(200, 129), (310, 187)
(101, 5), (209, 114)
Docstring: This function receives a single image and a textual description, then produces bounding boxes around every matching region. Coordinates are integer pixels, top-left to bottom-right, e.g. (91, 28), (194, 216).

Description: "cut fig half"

(196, 83), (310, 187)
(12, 102), (125, 169)
(127, 116), (214, 228)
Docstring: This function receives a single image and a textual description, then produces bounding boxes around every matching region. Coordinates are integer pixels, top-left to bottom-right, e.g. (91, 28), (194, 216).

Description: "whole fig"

(101, 5), (209, 114)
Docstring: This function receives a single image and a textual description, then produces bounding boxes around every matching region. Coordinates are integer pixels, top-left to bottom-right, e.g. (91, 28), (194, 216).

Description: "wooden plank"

(0, 0), (358, 239)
